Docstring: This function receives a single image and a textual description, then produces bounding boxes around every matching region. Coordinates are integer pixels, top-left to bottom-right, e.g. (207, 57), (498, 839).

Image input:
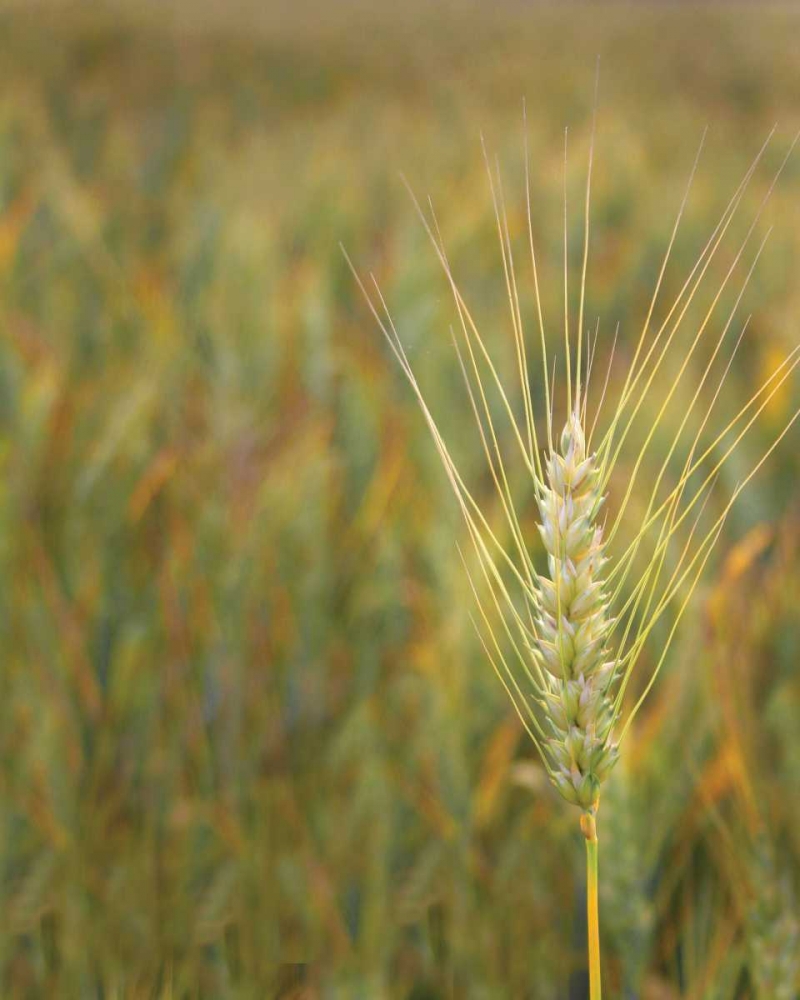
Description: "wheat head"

(346, 105), (799, 997)
(346, 115), (799, 819)
(537, 410), (618, 810)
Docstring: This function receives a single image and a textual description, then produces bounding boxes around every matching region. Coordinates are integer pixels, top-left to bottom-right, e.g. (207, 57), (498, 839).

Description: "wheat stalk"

(345, 107), (799, 996)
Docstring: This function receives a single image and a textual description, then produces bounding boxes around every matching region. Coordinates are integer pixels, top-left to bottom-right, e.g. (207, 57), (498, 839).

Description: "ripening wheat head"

(346, 114), (800, 820)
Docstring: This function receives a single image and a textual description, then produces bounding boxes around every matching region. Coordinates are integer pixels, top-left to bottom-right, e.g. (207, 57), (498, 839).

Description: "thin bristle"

(576, 59), (599, 414)
(523, 97), (553, 453)
(563, 127), (572, 417)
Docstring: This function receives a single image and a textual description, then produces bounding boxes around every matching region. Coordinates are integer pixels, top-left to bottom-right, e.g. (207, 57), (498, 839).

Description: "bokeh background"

(1, 2), (799, 997)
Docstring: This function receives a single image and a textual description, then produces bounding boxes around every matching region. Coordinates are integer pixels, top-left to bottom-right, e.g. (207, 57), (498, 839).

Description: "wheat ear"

(345, 114), (799, 997)
(537, 410), (618, 811)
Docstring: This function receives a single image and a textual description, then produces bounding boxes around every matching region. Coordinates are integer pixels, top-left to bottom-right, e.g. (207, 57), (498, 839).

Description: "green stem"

(582, 812), (602, 1000)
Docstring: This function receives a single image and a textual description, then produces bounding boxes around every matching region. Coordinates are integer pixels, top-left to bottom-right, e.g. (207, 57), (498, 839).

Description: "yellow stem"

(581, 811), (602, 1000)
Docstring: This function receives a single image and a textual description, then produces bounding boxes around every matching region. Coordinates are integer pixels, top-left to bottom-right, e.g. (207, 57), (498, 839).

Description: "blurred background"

(0, 1), (799, 997)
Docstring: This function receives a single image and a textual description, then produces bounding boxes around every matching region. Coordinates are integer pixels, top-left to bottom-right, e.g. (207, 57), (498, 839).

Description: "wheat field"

(0, 3), (799, 997)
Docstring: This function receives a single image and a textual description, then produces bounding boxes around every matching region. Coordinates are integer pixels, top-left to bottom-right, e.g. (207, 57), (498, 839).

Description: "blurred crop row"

(0, 3), (798, 997)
